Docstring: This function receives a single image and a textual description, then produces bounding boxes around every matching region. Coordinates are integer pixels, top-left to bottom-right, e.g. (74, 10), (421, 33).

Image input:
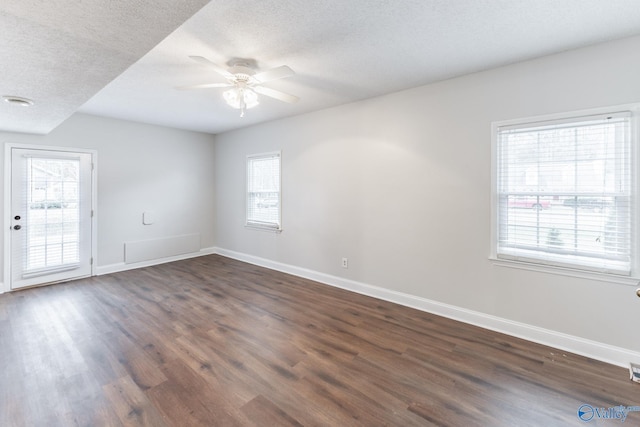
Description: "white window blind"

(25, 156), (82, 271)
(246, 152), (281, 230)
(496, 112), (632, 275)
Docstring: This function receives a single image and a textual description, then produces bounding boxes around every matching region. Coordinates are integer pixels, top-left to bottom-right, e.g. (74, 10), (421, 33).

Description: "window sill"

(245, 223), (282, 233)
(490, 257), (639, 287)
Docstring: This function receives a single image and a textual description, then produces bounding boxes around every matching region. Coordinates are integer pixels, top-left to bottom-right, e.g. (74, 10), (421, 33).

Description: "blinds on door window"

(24, 156), (82, 273)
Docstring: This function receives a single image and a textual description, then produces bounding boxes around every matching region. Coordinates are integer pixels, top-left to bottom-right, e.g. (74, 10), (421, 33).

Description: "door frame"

(3, 143), (98, 293)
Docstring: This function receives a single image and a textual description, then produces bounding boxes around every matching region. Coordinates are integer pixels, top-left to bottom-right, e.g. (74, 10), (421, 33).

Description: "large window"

(246, 152), (281, 231)
(494, 110), (634, 275)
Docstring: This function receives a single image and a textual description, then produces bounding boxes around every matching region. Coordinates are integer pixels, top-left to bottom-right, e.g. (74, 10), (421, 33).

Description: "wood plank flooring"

(0, 254), (637, 426)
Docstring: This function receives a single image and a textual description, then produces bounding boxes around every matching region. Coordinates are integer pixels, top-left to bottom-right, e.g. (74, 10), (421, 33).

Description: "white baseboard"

(215, 247), (640, 368)
(96, 247), (217, 276)
(0, 281), (4, 294)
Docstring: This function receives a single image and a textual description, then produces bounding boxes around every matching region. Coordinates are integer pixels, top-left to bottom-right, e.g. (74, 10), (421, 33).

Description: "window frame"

(490, 105), (639, 285)
(246, 151), (282, 232)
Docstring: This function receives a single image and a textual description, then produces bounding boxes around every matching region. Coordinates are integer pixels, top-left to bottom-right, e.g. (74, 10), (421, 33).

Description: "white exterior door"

(9, 147), (93, 290)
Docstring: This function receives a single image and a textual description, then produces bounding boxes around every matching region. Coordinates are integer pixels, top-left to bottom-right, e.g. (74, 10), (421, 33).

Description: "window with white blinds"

(495, 111), (633, 275)
(246, 152), (281, 231)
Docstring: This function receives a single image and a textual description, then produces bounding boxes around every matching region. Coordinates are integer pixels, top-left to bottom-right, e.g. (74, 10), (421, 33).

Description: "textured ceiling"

(4, 1), (640, 135)
(0, 0), (210, 134)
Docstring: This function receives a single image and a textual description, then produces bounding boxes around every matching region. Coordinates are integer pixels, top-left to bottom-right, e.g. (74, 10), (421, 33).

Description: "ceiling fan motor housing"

(227, 58), (258, 82)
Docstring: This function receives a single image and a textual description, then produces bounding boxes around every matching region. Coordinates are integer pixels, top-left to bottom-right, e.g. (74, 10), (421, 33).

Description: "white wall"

(1, 113), (216, 279)
(214, 35), (640, 362)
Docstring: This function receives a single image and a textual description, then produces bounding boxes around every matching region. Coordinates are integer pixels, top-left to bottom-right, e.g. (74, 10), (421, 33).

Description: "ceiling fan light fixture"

(181, 55), (298, 117)
(223, 87), (259, 116)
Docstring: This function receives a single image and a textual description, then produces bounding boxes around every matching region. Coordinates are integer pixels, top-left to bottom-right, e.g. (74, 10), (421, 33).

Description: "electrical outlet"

(342, 257), (348, 268)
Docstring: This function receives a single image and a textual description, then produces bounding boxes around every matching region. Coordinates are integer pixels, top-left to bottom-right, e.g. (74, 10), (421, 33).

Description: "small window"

(246, 152), (281, 231)
(494, 110), (633, 275)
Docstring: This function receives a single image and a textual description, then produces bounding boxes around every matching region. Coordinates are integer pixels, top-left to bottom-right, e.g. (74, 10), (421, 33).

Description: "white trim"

(3, 143), (98, 290)
(215, 247), (640, 368)
(3, 144), (11, 292)
(244, 222), (282, 233)
(490, 102), (640, 279)
(96, 247), (216, 276)
(91, 153), (98, 277)
(497, 110), (632, 133)
(246, 150), (282, 231)
(493, 103), (640, 131)
(491, 257), (640, 287)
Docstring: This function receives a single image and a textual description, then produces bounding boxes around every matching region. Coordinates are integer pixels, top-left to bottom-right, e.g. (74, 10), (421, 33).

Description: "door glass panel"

(25, 158), (80, 272)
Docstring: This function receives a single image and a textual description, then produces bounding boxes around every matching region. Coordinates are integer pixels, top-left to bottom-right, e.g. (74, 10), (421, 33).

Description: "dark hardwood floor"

(0, 254), (637, 426)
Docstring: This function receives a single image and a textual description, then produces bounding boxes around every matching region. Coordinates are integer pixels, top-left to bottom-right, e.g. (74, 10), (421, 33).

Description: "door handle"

(13, 225), (21, 230)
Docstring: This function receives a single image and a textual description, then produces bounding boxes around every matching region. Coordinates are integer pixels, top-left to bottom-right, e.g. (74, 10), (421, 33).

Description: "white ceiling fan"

(177, 56), (299, 117)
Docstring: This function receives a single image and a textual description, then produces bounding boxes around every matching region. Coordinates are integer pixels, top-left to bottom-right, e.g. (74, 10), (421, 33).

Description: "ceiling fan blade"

(188, 55), (235, 80)
(176, 82), (233, 90)
(253, 65), (295, 83)
(254, 86), (299, 104)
